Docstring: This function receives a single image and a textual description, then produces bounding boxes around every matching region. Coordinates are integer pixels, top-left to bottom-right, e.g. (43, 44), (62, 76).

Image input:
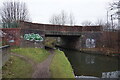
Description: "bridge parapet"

(20, 21), (45, 30)
(44, 25), (82, 32)
(19, 21), (102, 33)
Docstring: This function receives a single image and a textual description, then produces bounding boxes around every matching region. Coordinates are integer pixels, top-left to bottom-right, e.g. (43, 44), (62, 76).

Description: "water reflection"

(85, 55), (95, 64)
(60, 48), (119, 77)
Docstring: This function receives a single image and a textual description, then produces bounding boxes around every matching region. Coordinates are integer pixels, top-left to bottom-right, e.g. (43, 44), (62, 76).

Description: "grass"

(2, 56), (33, 78)
(3, 48), (50, 78)
(3, 48), (75, 78)
(11, 48), (50, 63)
(50, 50), (75, 78)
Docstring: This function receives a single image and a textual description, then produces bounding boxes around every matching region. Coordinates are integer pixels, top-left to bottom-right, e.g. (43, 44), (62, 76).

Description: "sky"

(0, 0), (114, 25)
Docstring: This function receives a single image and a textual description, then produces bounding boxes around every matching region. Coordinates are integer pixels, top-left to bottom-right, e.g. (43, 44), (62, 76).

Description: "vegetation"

(11, 48), (50, 63)
(2, 56), (33, 78)
(49, 10), (75, 26)
(3, 48), (75, 78)
(44, 37), (57, 48)
(3, 48), (50, 78)
(1, 1), (29, 28)
(50, 50), (75, 78)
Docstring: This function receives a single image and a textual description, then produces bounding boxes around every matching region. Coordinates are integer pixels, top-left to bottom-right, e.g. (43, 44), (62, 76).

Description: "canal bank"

(55, 45), (120, 56)
(58, 47), (120, 78)
(2, 48), (75, 78)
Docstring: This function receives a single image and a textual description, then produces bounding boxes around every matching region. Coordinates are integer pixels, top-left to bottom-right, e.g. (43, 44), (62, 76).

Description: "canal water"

(59, 48), (120, 77)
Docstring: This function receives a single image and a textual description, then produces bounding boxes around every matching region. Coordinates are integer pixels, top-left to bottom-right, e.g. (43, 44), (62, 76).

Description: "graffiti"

(86, 38), (95, 48)
(24, 33), (43, 42)
(9, 40), (15, 43)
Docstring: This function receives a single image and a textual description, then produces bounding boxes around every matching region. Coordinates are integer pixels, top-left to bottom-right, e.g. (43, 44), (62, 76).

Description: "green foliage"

(3, 48), (50, 78)
(2, 56), (33, 78)
(3, 48), (75, 78)
(11, 48), (50, 63)
(50, 50), (75, 78)
(44, 37), (57, 48)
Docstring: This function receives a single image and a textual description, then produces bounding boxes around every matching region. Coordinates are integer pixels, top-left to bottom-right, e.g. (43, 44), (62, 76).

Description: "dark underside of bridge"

(45, 31), (81, 50)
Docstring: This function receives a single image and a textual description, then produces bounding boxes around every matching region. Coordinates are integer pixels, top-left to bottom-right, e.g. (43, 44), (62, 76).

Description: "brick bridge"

(19, 21), (101, 37)
(18, 21), (102, 50)
(1, 21), (119, 53)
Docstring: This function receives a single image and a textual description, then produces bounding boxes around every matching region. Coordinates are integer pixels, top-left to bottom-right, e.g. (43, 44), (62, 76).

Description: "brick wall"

(102, 31), (120, 51)
(19, 21), (102, 32)
(0, 28), (20, 46)
(0, 28), (45, 48)
(82, 26), (102, 31)
(81, 32), (102, 48)
(20, 29), (45, 48)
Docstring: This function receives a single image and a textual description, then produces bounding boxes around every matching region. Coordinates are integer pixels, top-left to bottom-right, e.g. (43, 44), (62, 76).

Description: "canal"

(59, 48), (120, 78)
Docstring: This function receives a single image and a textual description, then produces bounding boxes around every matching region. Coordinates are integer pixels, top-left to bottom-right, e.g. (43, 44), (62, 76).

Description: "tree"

(49, 10), (68, 25)
(0, 1), (30, 28)
(49, 10), (75, 26)
(95, 19), (104, 26)
(108, 0), (120, 30)
(81, 21), (93, 26)
(60, 10), (67, 25)
(49, 14), (61, 25)
(108, 0), (118, 10)
(69, 12), (75, 26)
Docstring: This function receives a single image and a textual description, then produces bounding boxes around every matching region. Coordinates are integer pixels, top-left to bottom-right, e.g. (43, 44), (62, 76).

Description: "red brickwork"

(82, 26), (102, 31)
(1, 21), (119, 53)
(0, 28), (21, 46)
(19, 21), (101, 32)
(102, 31), (120, 52)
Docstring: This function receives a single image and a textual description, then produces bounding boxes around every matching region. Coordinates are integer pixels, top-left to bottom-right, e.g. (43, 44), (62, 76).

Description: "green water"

(60, 48), (120, 77)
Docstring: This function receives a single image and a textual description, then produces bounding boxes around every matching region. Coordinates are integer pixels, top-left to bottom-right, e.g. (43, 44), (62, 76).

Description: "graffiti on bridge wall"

(24, 33), (43, 42)
(86, 38), (96, 48)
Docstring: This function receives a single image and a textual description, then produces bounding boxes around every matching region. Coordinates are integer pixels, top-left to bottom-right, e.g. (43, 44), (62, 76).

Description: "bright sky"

(0, 0), (114, 25)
